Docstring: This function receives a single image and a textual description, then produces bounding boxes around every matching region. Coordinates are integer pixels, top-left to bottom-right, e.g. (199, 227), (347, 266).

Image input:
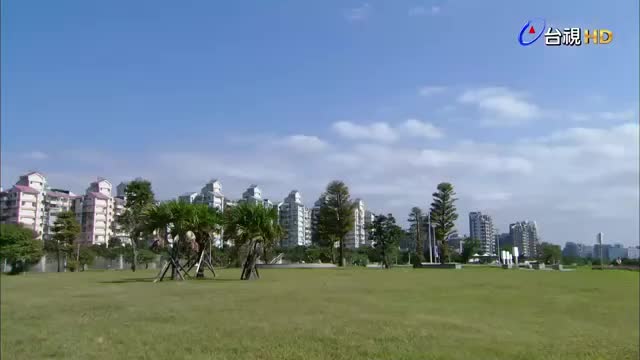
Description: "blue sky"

(2, 1), (639, 246)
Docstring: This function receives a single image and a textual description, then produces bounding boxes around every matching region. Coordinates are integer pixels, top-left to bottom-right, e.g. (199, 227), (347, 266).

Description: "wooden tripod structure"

(154, 237), (217, 282)
(186, 247), (217, 278)
(153, 241), (190, 282)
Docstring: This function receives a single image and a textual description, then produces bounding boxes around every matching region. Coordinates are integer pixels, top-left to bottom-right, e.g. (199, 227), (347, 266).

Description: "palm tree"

(165, 201), (197, 279)
(189, 204), (223, 277)
(141, 202), (173, 249)
(224, 202), (282, 280)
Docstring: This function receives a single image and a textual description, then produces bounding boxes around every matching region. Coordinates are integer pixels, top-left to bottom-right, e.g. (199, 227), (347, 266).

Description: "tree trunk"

(131, 239), (138, 272)
(339, 239), (346, 267)
(439, 240), (447, 264)
(415, 225), (425, 266)
(170, 239), (179, 280)
(241, 241), (259, 280)
(57, 249), (61, 273)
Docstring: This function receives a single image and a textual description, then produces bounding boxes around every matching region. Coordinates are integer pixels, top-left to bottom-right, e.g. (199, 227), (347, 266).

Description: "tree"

(119, 179), (155, 272)
(499, 244), (513, 255)
(461, 237), (479, 263)
(538, 242), (562, 264)
(136, 249), (157, 269)
(166, 201), (195, 280)
(408, 207), (425, 266)
(223, 202), (282, 280)
(141, 202), (173, 250)
(77, 245), (96, 271)
(0, 224), (43, 274)
(45, 211), (80, 272)
(429, 183), (458, 264)
(304, 245), (332, 264)
(108, 237), (123, 249)
(317, 181), (354, 267)
(367, 214), (403, 269)
(189, 204), (223, 277)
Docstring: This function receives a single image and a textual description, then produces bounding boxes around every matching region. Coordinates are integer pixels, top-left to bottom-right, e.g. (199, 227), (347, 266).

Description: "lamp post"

(427, 213), (433, 263)
(597, 232), (604, 270)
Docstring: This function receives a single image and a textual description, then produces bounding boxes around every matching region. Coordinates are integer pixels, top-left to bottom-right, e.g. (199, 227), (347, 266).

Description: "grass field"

(1, 267), (638, 360)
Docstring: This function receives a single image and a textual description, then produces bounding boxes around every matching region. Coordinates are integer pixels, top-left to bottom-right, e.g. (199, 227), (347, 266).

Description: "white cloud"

(344, 3), (371, 22)
(409, 5), (440, 16)
(597, 109), (636, 121)
(438, 105), (456, 113)
(333, 119), (443, 142)
(408, 6), (426, 16)
(458, 87), (636, 127)
(555, 108), (636, 123)
(23, 151), (48, 160)
(282, 135), (328, 152)
(418, 86), (447, 96)
(402, 119), (444, 139)
(459, 87), (540, 126)
(472, 192), (512, 202)
(332, 121), (398, 142)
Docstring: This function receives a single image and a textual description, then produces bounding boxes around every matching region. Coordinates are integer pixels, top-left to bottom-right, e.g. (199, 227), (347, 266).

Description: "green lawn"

(1, 267), (638, 360)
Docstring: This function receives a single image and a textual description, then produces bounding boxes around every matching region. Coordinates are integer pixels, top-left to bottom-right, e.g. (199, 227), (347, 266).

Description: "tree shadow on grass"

(98, 277), (155, 284)
(98, 277), (243, 284)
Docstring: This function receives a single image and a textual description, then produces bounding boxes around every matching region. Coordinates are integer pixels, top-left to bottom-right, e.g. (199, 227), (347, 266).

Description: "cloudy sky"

(2, 1), (638, 246)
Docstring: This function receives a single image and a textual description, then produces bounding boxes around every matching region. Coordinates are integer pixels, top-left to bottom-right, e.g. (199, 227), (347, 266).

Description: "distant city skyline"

(2, 1), (638, 246)
(3, 169), (637, 248)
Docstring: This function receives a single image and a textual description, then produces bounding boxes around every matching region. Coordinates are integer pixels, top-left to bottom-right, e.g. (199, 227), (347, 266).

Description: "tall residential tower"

(469, 212), (495, 255)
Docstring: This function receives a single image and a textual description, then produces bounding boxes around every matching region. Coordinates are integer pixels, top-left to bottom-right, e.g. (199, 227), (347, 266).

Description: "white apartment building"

(242, 184), (262, 205)
(279, 190), (312, 248)
(75, 178), (115, 245)
(239, 184), (273, 208)
(178, 179), (228, 246)
(363, 210), (375, 246)
(509, 221), (539, 258)
(627, 246), (640, 260)
(43, 189), (79, 241)
(304, 207), (312, 244)
(469, 212), (495, 255)
(193, 179), (225, 210)
(345, 199), (366, 249)
(0, 172), (47, 238)
(112, 196), (130, 244)
(1, 172), (130, 247)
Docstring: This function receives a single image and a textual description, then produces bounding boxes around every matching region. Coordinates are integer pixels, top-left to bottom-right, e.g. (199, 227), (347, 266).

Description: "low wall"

(257, 263), (337, 269)
(3, 255), (163, 273)
(592, 265), (640, 272)
(417, 263), (462, 269)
